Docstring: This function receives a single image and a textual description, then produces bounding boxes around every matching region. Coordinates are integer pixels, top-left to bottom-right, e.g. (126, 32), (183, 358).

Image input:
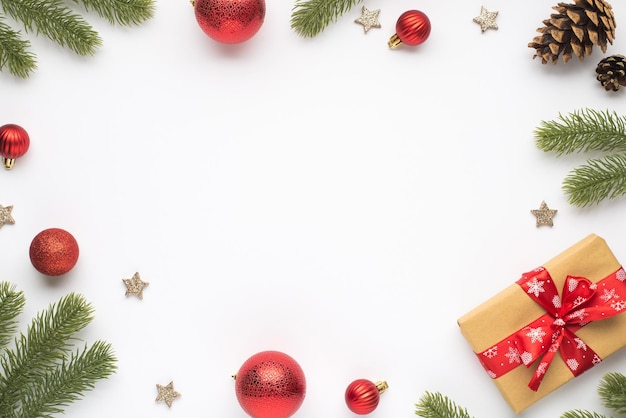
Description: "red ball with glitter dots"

(194, 0), (265, 44)
(29, 228), (79, 276)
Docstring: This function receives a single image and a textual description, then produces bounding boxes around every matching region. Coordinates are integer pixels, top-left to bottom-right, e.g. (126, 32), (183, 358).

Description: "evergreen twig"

(415, 391), (474, 418)
(0, 283), (25, 350)
(598, 372), (626, 414)
(291, 0), (362, 38)
(535, 109), (626, 156)
(560, 411), (608, 418)
(0, 16), (36, 78)
(563, 153), (626, 206)
(72, 0), (155, 26)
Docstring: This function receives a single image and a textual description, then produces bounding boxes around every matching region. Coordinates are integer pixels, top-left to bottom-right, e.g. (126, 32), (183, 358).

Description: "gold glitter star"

(531, 201), (558, 227)
(473, 6), (498, 33)
(123, 272), (149, 299)
(0, 205), (15, 228)
(156, 381), (180, 407)
(355, 6), (381, 33)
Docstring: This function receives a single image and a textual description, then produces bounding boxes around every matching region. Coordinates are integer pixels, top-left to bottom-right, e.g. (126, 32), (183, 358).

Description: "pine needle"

(415, 391), (474, 418)
(535, 109), (626, 156)
(0, 283), (25, 350)
(72, 0), (155, 26)
(0, 16), (37, 78)
(563, 153), (626, 206)
(291, 0), (363, 38)
(560, 411), (608, 418)
(0, 0), (102, 55)
(598, 372), (626, 414)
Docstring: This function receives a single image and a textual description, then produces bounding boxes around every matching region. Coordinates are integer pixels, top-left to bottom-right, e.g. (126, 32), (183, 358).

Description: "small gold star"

(355, 6), (381, 33)
(0, 205), (15, 228)
(156, 381), (180, 407)
(473, 6), (498, 33)
(531, 201), (558, 227)
(123, 272), (149, 299)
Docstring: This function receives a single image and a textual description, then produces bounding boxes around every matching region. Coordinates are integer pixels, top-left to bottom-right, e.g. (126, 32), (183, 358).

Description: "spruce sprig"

(598, 372), (626, 414)
(561, 411), (607, 418)
(0, 17), (37, 78)
(0, 283), (25, 352)
(415, 391), (474, 418)
(0, 287), (117, 417)
(563, 154), (626, 206)
(535, 109), (626, 156)
(72, 0), (156, 26)
(291, 0), (363, 38)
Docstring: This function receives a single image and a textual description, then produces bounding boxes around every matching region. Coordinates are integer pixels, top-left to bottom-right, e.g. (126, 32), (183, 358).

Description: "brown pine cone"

(596, 54), (626, 91)
(528, 0), (616, 64)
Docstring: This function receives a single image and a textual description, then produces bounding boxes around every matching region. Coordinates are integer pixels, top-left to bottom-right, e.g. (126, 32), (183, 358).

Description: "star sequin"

(354, 6), (381, 33)
(123, 272), (149, 299)
(473, 6), (498, 33)
(531, 201), (558, 227)
(0, 205), (15, 228)
(156, 381), (180, 408)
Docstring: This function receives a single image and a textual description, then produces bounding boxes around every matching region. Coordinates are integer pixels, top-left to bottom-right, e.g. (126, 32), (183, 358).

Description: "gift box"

(458, 234), (626, 413)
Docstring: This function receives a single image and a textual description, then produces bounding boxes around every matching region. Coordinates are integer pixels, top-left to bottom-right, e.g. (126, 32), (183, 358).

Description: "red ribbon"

(476, 266), (626, 391)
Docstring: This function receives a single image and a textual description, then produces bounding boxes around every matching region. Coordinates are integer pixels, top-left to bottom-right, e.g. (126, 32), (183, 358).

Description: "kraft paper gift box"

(458, 234), (626, 413)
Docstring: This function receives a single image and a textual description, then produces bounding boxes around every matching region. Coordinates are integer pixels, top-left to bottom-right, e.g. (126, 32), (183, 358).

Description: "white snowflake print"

(548, 340), (560, 352)
(611, 300), (625, 311)
(592, 355), (602, 365)
(521, 351), (533, 365)
(526, 278), (546, 297)
(573, 296), (587, 307)
(568, 309), (589, 324)
(552, 295), (562, 308)
(590, 283), (598, 290)
(487, 370), (497, 379)
(617, 268), (626, 282)
(526, 327), (546, 343)
(601, 288), (617, 302)
(535, 362), (549, 376)
(566, 358), (579, 371)
(505, 347), (521, 364)
(574, 337), (587, 351)
(568, 278), (579, 292)
(483, 346), (498, 359)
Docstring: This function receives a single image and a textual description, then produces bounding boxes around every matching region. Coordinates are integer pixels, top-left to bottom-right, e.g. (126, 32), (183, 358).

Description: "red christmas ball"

(0, 123), (30, 169)
(29, 228), (79, 276)
(194, 0), (265, 44)
(388, 10), (431, 49)
(345, 379), (388, 415)
(235, 351), (306, 418)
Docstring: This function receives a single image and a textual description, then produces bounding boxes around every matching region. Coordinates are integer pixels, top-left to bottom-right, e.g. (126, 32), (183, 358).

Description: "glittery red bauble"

(194, 0), (265, 44)
(235, 351), (306, 418)
(345, 379), (387, 415)
(0, 123), (30, 169)
(29, 228), (79, 276)
(388, 10), (431, 48)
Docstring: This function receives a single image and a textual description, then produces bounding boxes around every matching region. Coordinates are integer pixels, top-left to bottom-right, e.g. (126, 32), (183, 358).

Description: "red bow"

(476, 267), (626, 391)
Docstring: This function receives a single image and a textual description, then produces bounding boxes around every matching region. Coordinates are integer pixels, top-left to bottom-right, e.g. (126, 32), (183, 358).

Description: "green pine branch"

(0, 0), (102, 55)
(415, 391), (474, 418)
(560, 411), (607, 418)
(72, 0), (155, 26)
(0, 287), (116, 417)
(0, 283), (26, 350)
(535, 109), (626, 156)
(563, 153), (626, 206)
(599, 372), (626, 414)
(291, 0), (363, 38)
(0, 16), (36, 78)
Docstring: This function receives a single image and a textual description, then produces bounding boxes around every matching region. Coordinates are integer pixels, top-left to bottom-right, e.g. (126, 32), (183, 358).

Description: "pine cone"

(596, 54), (626, 91)
(528, 0), (616, 64)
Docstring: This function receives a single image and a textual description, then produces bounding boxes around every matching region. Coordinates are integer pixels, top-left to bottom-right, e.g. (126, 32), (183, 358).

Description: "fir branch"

(598, 372), (626, 414)
(535, 109), (626, 156)
(291, 0), (362, 38)
(563, 153), (626, 206)
(0, 282), (25, 349)
(0, 16), (36, 78)
(415, 391), (474, 418)
(0, 293), (94, 416)
(16, 341), (116, 418)
(560, 411), (607, 418)
(72, 0), (155, 26)
(0, 0), (102, 55)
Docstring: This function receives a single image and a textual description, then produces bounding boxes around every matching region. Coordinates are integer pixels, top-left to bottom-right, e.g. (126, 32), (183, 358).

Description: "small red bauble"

(194, 0), (265, 44)
(235, 351), (306, 418)
(388, 10), (431, 49)
(0, 123), (30, 169)
(345, 379), (388, 415)
(29, 228), (79, 276)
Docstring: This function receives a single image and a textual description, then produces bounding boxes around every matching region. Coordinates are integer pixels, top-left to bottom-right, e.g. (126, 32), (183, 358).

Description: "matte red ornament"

(388, 10), (431, 49)
(0, 123), (30, 169)
(194, 0), (265, 44)
(345, 379), (388, 415)
(235, 350), (306, 418)
(29, 228), (79, 276)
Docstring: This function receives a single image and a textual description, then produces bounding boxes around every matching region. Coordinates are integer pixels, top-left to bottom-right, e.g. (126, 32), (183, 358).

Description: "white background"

(2, 0), (626, 417)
